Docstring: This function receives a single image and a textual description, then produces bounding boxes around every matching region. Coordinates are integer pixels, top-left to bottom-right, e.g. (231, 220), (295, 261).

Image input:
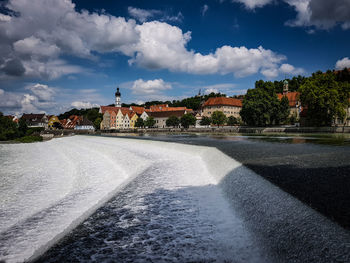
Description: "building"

(202, 97), (242, 118)
(100, 88), (193, 130)
(148, 110), (190, 128)
(21, 113), (48, 129)
(48, 115), (61, 129)
(75, 116), (94, 130)
(277, 80), (302, 119)
(115, 87), (121, 107)
(60, 115), (81, 129)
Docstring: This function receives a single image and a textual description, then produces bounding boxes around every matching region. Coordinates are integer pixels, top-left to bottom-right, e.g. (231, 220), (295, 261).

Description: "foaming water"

(0, 136), (264, 262)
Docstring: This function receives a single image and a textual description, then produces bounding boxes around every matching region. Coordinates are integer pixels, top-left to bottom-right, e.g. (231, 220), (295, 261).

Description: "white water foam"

(0, 136), (265, 262)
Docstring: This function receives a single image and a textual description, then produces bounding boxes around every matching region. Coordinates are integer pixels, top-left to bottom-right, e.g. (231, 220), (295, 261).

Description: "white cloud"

(335, 57), (350, 70)
(128, 21), (288, 77)
(205, 88), (219, 94)
(131, 79), (172, 95)
(232, 0), (274, 9)
(71, 101), (99, 109)
(201, 4), (209, 16)
(128, 7), (159, 23)
(0, 83), (57, 114)
(14, 36), (60, 58)
(127, 6), (182, 23)
(25, 83), (55, 101)
(230, 0), (350, 31)
(0, 14), (11, 22)
(279, 63), (304, 75)
(0, 0), (300, 81)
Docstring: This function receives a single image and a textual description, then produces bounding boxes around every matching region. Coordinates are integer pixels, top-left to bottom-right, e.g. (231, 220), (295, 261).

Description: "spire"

(283, 79), (289, 95)
(115, 87), (121, 107)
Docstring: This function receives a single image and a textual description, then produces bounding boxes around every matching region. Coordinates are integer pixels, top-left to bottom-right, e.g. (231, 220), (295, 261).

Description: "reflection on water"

(107, 132), (350, 146)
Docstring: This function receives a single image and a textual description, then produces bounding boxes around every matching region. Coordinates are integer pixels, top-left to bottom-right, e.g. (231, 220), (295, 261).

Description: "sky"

(0, 0), (349, 115)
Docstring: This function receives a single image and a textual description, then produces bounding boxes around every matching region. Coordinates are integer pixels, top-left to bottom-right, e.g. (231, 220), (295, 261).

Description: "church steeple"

(283, 79), (289, 95)
(115, 87), (121, 107)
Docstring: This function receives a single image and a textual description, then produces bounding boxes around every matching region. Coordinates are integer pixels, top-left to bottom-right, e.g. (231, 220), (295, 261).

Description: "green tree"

(145, 116), (156, 128)
(0, 113), (19, 141)
(93, 117), (102, 130)
(166, 115), (180, 127)
(200, 116), (211, 126)
(278, 96), (290, 124)
(135, 117), (144, 128)
(180, 113), (196, 128)
(299, 71), (350, 126)
(18, 118), (28, 137)
(211, 111), (227, 127)
(240, 84), (281, 126)
(227, 116), (238, 126)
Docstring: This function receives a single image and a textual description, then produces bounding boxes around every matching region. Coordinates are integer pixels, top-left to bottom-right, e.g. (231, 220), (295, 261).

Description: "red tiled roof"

(130, 106), (146, 115)
(202, 97), (242, 107)
(100, 106), (121, 114)
(277, 92), (300, 107)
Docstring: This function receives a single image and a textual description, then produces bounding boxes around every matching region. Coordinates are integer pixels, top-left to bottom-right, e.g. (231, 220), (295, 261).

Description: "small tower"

(115, 87), (121, 107)
(283, 79), (289, 95)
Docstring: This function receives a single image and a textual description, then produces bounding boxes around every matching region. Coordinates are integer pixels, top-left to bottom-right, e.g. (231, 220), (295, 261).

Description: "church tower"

(283, 79), (289, 95)
(115, 87), (121, 107)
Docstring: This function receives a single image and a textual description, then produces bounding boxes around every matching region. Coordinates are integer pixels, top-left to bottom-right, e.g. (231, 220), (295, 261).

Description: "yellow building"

(129, 112), (138, 129)
(48, 115), (61, 129)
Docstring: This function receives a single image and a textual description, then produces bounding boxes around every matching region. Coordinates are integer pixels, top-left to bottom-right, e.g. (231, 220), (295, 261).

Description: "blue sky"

(0, 0), (349, 115)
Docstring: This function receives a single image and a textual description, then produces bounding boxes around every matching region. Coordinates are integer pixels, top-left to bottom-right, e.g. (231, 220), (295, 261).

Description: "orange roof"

(130, 106), (146, 115)
(203, 97), (242, 107)
(100, 106), (121, 114)
(277, 92), (300, 107)
(148, 104), (192, 112)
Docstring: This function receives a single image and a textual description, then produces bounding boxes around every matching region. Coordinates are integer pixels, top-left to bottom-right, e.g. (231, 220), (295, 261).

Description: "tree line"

(240, 69), (350, 127)
(0, 113), (43, 142)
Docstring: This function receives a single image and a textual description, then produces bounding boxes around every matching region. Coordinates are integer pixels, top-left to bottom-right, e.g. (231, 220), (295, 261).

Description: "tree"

(211, 111), (227, 127)
(180, 113), (196, 128)
(240, 84), (281, 126)
(0, 113), (19, 141)
(53, 121), (63, 129)
(227, 116), (238, 126)
(18, 118), (28, 137)
(145, 116), (156, 128)
(166, 115), (180, 127)
(277, 96), (290, 124)
(93, 117), (102, 130)
(200, 116), (211, 126)
(135, 117), (144, 128)
(299, 71), (350, 126)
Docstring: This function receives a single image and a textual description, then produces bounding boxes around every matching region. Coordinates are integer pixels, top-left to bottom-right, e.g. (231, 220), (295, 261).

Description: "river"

(0, 134), (349, 262)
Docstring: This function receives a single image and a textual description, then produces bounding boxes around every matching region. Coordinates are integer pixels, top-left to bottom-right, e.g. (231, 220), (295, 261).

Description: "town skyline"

(0, 0), (349, 115)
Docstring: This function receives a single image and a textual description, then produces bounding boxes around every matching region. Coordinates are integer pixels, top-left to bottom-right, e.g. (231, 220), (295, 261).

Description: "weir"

(0, 136), (349, 262)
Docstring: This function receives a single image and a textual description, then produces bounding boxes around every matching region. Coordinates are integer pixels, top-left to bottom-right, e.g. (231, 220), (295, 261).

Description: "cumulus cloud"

(25, 83), (55, 101)
(0, 0), (300, 81)
(335, 57), (350, 70)
(201, 5), (209, 16)
(131, 79), (172, 95)
(0, 83), (56, 114)
(128, 21), (288, 77)
(279, 63), (304, 75)
(71, 101), (99, 109)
